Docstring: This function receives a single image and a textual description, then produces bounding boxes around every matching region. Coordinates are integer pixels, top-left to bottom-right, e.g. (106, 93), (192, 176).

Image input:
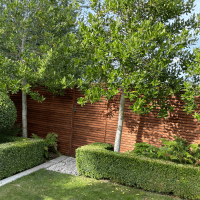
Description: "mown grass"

(0, 168), (182, 200)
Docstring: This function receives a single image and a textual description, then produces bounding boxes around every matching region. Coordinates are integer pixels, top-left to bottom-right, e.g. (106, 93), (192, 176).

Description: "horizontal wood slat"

(8, 85), (200, 156)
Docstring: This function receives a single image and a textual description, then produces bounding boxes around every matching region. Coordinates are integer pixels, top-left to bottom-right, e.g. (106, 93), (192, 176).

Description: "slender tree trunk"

(114, 87), (126, 152)
(21, 37), (27, 138)
(22, 79), (27, 138)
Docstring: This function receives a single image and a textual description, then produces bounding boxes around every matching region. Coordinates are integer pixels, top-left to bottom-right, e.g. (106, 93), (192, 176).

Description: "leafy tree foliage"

(75, 0), (200, 151)
(181, 44), (200, 121)
(0, 0), (83, 137)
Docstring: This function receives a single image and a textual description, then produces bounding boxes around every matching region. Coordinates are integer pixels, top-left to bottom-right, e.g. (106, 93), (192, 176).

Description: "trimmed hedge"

(76, 142), (200, 200)
(0, 136), (45, 180)
(0, 135), (26, 144)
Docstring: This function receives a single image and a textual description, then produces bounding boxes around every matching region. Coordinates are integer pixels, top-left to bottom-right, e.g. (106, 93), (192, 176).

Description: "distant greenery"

(128, 135), (200, 166)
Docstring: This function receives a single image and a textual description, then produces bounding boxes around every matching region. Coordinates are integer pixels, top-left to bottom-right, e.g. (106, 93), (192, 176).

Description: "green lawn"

(0, 168), (182, 200)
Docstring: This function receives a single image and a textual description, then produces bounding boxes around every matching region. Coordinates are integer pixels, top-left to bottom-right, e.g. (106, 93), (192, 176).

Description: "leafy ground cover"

(129, 135), (200, 166)
(0, 168), (182, 200)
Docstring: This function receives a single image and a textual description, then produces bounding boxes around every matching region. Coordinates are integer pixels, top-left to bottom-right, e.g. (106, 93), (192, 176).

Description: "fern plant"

(129, 135), (200, 166)
(186, 143), (200, 166)
(158, 136), (194, 164)
(130, 142), (159, 158)
(31, 132), (61, 159)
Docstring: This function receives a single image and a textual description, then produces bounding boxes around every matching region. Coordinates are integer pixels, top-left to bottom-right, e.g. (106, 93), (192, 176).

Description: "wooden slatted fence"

(8, 85), (200, 156)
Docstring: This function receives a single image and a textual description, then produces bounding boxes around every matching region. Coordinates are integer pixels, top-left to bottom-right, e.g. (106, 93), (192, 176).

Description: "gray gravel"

(46, 157), (79, 176)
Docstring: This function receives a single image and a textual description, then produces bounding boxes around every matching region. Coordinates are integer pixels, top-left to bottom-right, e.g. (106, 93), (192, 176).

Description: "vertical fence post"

(104, 99), (108, 143)
(69, 86), (76, 156)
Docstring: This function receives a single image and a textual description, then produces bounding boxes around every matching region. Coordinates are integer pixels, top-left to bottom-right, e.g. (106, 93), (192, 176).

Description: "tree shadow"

(9, 86), (200, 156)
(103, 89), (200, 152)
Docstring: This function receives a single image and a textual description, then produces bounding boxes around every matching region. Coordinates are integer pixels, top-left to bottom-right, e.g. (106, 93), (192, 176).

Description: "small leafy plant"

(186, 143), (200, 166)
(31, 132), (61, 159)
(130, 142), (159, 158)
(157, 136), (194, 164)
(128, 135), (200, 166)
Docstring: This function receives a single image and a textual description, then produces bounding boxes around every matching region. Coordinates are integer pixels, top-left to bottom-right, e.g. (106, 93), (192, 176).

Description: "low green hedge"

(0, 136), (45, 180)
(0, 135), (26, 144)
(76, 142), (200, 200)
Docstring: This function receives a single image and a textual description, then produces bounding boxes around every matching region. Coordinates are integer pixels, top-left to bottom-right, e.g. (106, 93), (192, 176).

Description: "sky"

(75, 0), (200, 84)
(186, 0), (200, 48)
(77, 0), (200, 46)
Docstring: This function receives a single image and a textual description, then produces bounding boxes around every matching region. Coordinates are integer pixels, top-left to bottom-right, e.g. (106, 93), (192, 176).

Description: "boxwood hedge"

(76, 142), (200, 200)
(0, 136), (45, 180)
(0, 135), (25, 144)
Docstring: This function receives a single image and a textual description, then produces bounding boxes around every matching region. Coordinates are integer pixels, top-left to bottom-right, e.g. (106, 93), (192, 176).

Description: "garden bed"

(76, 142), (200, 200)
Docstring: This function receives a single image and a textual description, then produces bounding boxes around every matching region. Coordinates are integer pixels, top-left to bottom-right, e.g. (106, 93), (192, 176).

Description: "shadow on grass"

(0, 169), (182, 200)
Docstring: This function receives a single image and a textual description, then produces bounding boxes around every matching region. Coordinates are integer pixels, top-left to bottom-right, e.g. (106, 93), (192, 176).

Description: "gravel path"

(46, 157), (79, 176)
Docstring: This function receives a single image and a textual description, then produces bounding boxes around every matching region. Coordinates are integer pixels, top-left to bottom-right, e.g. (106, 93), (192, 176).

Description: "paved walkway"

(0, 155), (69, 187)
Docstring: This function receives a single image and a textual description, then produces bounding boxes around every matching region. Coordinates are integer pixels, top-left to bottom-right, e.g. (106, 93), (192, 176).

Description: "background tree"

(34, 0), (90, 96)
(0, 0), (84, 137)
(74, 0), (200, 152)
(180, 44), (200, 121)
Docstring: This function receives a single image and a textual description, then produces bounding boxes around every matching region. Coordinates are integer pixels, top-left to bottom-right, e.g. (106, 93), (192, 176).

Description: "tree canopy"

(0, 0), (85, 98)
(73, 0), (200, 151)
(0, 0), (84, 137)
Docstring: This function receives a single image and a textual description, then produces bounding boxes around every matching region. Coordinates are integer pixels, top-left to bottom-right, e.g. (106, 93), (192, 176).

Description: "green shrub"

(0, 92), (17, 130)
(0, 123), (22, 137)
(157, 136), (194, 164)
(0, 135), (25, 144)
(31, 132), (61, 159)
(76, 142), (200, 200)
(187, 143), (200, 164)
(0, 136), (45, 180)
(129, 135), (200, 166)
(131, 142), (159, 158)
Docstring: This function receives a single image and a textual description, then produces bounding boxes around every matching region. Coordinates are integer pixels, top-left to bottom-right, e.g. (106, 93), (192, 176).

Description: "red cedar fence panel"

(9, 85), (200, 156)
(70, 88), (108, 156)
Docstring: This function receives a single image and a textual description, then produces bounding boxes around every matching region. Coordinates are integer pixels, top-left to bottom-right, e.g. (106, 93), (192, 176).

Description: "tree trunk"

(21, 37), (27, 138)
(22, 79), (27, 138)
(114, 87), (126, 152)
